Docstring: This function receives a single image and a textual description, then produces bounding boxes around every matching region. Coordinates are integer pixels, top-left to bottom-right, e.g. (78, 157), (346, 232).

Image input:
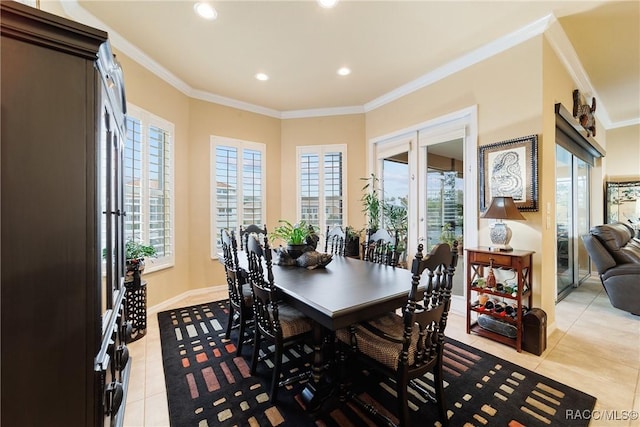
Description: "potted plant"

(125, 240), (157, 285)
(344, 226), (362, 258)
(360, 173), (382, 232)
(269, 220), (318, 258)
(383, 201), (408, 264)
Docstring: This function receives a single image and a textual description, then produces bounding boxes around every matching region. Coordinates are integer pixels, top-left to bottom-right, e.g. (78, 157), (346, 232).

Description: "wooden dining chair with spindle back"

(245, 234), (314, 403)
(239, 224), (267, 251)
(325, 225), (346, 256)
(221, 229), (254, 356)
(336, 241), (459, 427)
(363, 228), (400, 266)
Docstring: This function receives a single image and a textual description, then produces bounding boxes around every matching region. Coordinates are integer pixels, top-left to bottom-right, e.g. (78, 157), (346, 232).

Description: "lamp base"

(488, 222), (513, 251)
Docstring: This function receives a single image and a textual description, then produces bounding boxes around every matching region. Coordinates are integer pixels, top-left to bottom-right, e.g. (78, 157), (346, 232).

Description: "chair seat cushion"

(271, 303), (312, 338)
(336, 312), (420, 370)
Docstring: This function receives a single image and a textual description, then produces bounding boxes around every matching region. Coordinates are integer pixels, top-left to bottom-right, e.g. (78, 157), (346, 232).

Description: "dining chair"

(239, 224), (267, 251)
(336, 241), (458, 427)
(245, 234), (314, 403)
(363, 228), (400, 266)
(324, 225), (346, 256)
(221, 229), (254, 356)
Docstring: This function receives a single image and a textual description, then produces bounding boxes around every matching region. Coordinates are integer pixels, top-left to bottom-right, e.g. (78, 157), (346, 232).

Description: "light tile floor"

(123, 278), (640, 427)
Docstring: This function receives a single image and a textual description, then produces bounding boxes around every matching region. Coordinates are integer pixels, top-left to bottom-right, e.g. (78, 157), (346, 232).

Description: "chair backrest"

(245, 234), (281, 340)
(324, 225), (346, 256)
(400, 241), (458, 373)
(239, 224), (267, 251)
(363, 228), (399, 266)
(221, 229), (245, 310)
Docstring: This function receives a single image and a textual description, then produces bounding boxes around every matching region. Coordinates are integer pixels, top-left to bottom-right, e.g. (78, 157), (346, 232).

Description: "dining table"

(233, 250), (421, 411)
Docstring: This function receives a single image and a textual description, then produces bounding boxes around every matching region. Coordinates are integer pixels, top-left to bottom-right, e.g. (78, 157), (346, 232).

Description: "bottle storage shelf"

(465, 247), (534, 352)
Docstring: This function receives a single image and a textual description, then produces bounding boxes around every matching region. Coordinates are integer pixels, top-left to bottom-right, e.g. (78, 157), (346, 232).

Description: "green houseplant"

(269, 220), (318, 258)
(344, 226), (362, 258)
(126, 240), (157, 261)
(360, 173), (382, 232)
(124, 240), (157, 285)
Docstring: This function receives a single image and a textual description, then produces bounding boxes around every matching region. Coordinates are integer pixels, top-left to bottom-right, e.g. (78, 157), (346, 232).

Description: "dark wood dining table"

(234, 251), (420, 411)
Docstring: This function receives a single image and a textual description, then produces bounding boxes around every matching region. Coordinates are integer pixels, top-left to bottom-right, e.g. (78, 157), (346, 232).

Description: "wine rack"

(465, 247), (534, 352)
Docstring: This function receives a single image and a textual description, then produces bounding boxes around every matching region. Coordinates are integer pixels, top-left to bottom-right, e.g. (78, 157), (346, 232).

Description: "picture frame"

(605, 180), (640, 226)
(479, 134), (538, 212)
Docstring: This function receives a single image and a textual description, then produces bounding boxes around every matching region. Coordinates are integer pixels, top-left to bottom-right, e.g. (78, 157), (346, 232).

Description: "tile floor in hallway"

(123, 277), (640, 427)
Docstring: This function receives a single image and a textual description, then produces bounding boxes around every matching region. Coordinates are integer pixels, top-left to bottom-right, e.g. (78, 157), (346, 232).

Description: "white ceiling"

(62, 0), (639, 128)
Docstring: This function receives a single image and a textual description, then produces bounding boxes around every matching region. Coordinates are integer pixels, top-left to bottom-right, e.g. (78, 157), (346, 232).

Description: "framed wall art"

(479, 134), (538, 212)
(605, 180), (640, 226)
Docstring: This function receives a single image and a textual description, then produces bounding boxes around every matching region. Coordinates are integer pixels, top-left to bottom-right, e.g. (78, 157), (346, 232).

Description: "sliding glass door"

(556, 145), (591, 300)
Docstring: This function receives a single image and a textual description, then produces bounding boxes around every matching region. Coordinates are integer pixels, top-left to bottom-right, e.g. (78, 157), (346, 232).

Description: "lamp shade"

(481, 196), (526, 220)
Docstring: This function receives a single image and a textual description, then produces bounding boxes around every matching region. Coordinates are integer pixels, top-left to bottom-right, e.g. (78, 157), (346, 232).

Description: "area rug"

(158, 300), (596, 426)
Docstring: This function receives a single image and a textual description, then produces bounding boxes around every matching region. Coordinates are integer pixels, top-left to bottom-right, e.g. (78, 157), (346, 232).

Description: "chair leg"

(225, 305), (234, 339)
(337, 343), (349, 402)
(398, 382), (410, 427)
(236, 313), (245, 356)
(270, 342), (283, 403)
(434, 366), (449, 427)
(251, 331), (261, 375)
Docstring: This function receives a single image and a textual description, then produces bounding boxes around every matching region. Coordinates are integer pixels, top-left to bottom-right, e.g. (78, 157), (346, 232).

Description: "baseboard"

(147, 284), (227, 315)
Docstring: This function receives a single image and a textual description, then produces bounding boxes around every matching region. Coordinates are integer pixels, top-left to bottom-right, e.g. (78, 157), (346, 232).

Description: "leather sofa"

(582, 222), (640, 315)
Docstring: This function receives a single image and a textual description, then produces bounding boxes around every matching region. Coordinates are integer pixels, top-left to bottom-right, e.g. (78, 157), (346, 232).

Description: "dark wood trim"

(1, 1), (106, 59)
(555, 103), (606, 161)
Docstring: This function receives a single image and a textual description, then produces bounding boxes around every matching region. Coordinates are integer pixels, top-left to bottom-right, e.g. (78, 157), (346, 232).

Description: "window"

(125, 104), (174, 271)
(297, 145), (347, 234)
(211, 136), (266, 257)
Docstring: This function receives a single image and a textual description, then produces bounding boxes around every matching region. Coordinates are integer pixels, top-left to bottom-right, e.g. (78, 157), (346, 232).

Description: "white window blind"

(297, 145), (346, 233)
(211, 136), (266, 257)
(125, 104), (174, 271)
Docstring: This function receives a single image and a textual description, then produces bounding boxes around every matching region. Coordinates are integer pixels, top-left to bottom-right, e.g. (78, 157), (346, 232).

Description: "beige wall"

(116, 51), (283, 306)
(604, 125), (640, 181)
(366, 37), (550, 315)
(281, 115), (367, 231)
(115, 50), (193, 308)
(187, 99), (281, 291)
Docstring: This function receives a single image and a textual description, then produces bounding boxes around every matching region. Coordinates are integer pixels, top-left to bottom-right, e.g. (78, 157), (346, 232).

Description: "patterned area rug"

(158, 300), (596, 426)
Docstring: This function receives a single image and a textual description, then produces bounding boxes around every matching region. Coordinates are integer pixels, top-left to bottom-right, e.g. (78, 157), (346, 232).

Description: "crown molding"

(190, 89), (282, 118)
(544, 16), (616, 129)
(364, 14), (555, 112)
(281, 105), (365, 119)
(63, 2), (635, 128)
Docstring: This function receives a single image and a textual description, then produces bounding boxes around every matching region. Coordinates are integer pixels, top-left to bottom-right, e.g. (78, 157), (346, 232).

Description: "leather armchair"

(582, 222), (640, 315)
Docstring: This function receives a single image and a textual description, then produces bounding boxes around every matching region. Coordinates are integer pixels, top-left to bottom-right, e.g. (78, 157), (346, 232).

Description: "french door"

(371, 107), (478, 301)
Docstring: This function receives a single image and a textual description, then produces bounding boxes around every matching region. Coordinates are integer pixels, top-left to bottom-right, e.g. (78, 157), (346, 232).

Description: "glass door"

(418, 138), (464, 296)
(381, 156), (409, 262)
(375, 133), (413, 265)
(370, 106), (478, 308)
(556, 145), (591, 300)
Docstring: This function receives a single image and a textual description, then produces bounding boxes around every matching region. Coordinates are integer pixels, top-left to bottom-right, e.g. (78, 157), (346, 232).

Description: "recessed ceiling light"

(337, 67), (351, 76)
(194, 2), (217, 20)
(317, 0), (339, 9)
(255, 73), (269, 81)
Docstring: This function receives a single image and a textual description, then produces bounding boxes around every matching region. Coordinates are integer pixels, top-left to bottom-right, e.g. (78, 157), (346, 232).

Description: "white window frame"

(210, 136), (267, 258)
(125, 104), (175, 272)
(296, 144), (348, 235)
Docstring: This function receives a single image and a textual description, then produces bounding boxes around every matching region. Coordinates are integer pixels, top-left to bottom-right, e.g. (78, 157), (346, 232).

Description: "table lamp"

(481, 196), (525, 251)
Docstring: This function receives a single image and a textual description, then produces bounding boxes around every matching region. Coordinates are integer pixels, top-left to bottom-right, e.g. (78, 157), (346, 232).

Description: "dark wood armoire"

(1, 2), (130, 426)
